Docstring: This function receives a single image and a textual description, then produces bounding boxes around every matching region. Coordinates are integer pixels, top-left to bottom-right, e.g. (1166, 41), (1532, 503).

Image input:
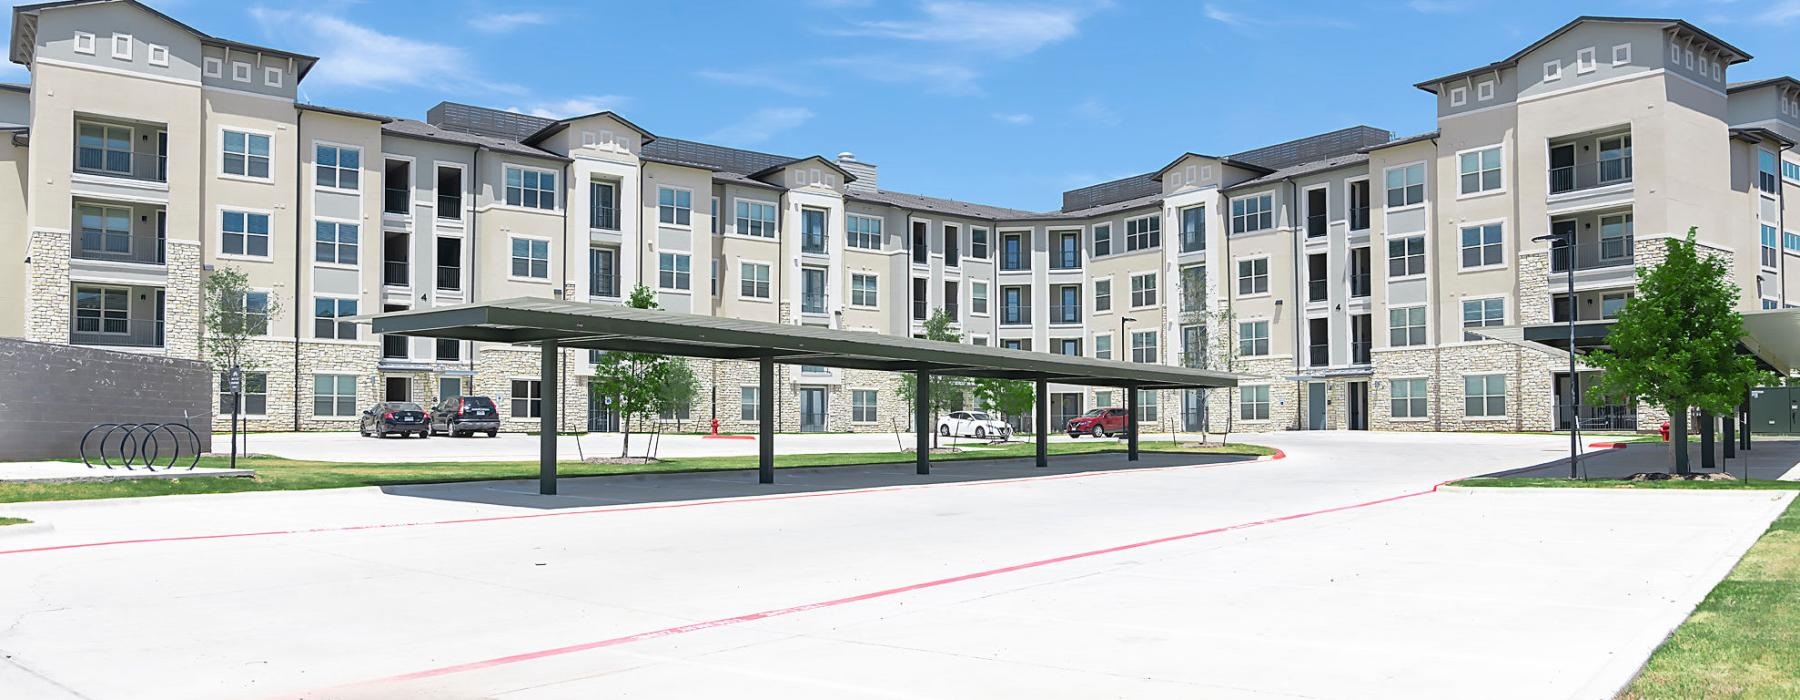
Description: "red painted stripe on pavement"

(355, 480), (1446, 688)
(0, 451), (1273, 557)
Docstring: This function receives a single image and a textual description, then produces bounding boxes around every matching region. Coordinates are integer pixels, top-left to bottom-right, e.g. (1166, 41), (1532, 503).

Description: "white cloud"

(696, 69), (826, 97)
(992, 112), (1035, 125)
(820, 57), (981, 95)
(705, 107), (816, 146)
(469, 12), (549, 33)
(1758, 1), (1800, 24)
(1201, 3), (1248, 27)
(1202, 2), (1352, 31)
(831, 1), (1096, 57)
(1406, 0), (1471, 12)
(1071, 98), (1119, 126)
(506, 95), (631, 119)
(248, 8), (522, 94)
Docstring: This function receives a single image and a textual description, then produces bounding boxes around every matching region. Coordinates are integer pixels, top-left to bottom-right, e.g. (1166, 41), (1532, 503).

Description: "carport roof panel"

(364, 297), (1239, 389)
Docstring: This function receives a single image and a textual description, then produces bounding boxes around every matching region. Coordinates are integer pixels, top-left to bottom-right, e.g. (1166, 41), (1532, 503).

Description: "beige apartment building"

(1, 3), (1796, 435)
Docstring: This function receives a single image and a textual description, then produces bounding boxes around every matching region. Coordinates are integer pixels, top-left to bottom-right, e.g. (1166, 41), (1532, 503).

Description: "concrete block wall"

(0, 337), (212, 460)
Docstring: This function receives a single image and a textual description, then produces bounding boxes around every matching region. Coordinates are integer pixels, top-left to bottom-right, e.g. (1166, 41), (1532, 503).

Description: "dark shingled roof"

(848, 188), (1039, 221)
(1413, 16), (1751, 92)
(1224, 153), (1371, 192)
(642, 137), (795, 176)
(381, 118), (567, 161)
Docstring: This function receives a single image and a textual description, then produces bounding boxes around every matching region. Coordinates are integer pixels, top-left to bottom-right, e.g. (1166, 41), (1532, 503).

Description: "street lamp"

(1534, 230), (1581, 479)
(1120, 316), (1138, 361)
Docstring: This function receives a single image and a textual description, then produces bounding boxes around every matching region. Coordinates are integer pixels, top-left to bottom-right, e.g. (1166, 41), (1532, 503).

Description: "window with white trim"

(1612, 43), (1631, 66)
(511, 379), (542, 418)
(1388, 235), (1425, 277)
(74, 286), (128, 334)
(1092, 223), (1112, 257)
(1385, 163), (1425, 207)
(220, 371), (269, 416)
(510, 236), (549, 279)
(970, 226), (989, 259)
(1229, 194), (1273, 234)
(76, 122), (132, 175)
(1239, 384), (1271, 420)
(221, 210), (271, 258)
(658, 252), (690, 290)
(1238, 320), (1269, 357)
(313, 297), (357, 340)
(1543, 60), (1561, 82)
(852, 390), (878, 422)
(589, 180), (618, 230)
(847, 214), (882, 250)
(1758, 150), (1779, 194)
(1464, 374), (1506, 417)
(147, 44), (168, 67)
(1125, 214), (1160, 251)
(1449, 86), (1467, 107)
(313, 374), (357, 417)
(1130, 331), (1158, 363)
(1576, 47), (1596, 74)
(1130, 272), (1157, 308)
(315, 144), (360, 190)
(1458, 146), (1502, 195)
(742, 261), (772, 299)
(734, 199), (776, 238)
(1476, 80), (1494, 101)
(970, 280), (988, 315)
(1389, 306), (1426, 347)
(658, 187), (691, 226)
(232, 61), (251, 82)
(1601, 292), (1633, 319)
(504, 165), (556, 210)
(1390, 378), (1427, 418)
(1461, 297), (1505, 340)
(1459, 223), (1503, 269)
(74, 32), (95, 55)
(314, 221), (359, 266)
(111, 33), (132, 60)
(264, 66), (283, 87)
(222, 130), (272, 179)
(203, 56), (221, 77)
(849, 272), (877, 307)
(1094, 334), (1112, 360)
(1093, 279), (1111, 312)
(77, 204), (131, 254)
(1762, 225), (1779, 269)
(739, 387), (760, 421)
(1237, 257), (1269, 295)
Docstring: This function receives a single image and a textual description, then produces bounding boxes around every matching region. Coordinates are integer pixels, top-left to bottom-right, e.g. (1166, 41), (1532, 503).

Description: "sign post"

(227, 364), (242, 471)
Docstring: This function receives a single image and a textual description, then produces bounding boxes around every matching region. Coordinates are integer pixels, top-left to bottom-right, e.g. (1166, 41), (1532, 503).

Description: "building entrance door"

(1183, 389), (1207, 432)
(799, 387), (827, 432)
(385, 376), (410, 402)
(1307, 382), (1327, 430)
(1347, 381), (1368, 430)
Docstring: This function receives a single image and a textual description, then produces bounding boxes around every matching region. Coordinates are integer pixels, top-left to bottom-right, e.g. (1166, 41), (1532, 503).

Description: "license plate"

(471, 409), (488, 416)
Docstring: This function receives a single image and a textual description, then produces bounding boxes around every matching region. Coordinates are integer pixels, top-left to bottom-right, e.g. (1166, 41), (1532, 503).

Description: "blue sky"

(43, 0), (1800, 211)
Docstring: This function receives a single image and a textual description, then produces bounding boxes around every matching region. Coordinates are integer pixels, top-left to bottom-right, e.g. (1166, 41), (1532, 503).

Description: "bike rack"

(79, 422), (202, 471)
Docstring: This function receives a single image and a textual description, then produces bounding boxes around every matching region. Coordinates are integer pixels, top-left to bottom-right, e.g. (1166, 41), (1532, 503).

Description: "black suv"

(428, 395), (501, 438)
(360, 402), (429, 438)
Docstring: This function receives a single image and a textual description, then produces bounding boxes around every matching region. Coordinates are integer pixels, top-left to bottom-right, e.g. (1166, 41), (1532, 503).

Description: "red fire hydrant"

(710, 417), (721, 437)
(1659, 421), (1671, 442)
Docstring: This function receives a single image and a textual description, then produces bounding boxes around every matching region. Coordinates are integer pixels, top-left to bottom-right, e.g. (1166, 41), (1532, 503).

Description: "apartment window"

(1238, 320), (1269, 357)
(77, 204), (132, 254)
(502, 165), (556, 210)
(1125, 214), (1160, 251)
(1464, 374), (1506, 417)
(1306, 253), (1328, 303)
(1001, 339), (1029, 351)
(305, 222), (359, 269)
(1305, 188), (1327, 238)
(587, 181), (619, 230)
(202, 56), (221, 77)
(1230, 194), (1273, 234)
(740, 387), (760, 421)
(1759, 150), (1779, 195)
(313, 297), (357, 340)
(112, 33), (132, 60)
(658, 187), (692, 225)
(1784, 161), (1800, 185)
(1094, 334), (1112, 360)
(735, 199), (777, 238)
(312, 375), (357, 417)
(494, 238), (545, 283)
(1349, 248), (1372, 298)
(740, 261), (772, 299)
(943, 224), (959, 266)
(74, 286), (129, 334)
(1053, 338), (1082, 356)
(841, 389), (874, 422)
(1458, 146), (1503, 195)
(659, 252), (691, 290)
(1388, 306), (1426, 347)
(436, 338), (461, 361)
(1130, 331), (1158, 363)
(912, 278), (928, 320)
(220, 130), (271, 179)
(1576, 47), (1597, 74)
(911, 221), (929, 264)
(1543, 60), (1562, 82)
(1612, 43), (1631, 66)
(221, 290), (270, 336)
(231, 61), (251, 83)
(1461, 298), (1505, 340)
(315, 144), (360, 190)
(1092, 223), (1112, 257)
(942, 280), (958, 320)
(1001, 232), (1027, 270)
(1476, 80), (1494, 101)
(77, 122), (132, 175)
(436, 237), (463, 292)
(1000, 286), (1029, 325)
(1348, 180), (1370, 230)
(436, 166), (463, 220)
(848, 214), (882, 250)
(1390, 378), (1427, 418)
(1449, 86), (1467, 107)
(589, 247), (619, 297)
(1784, 231), (1800, 253)
(970, 227), (989, 259)
(1130, 272), (1157, 308)
(1094, 279), (1111, 312)
(1237, 258), (1269, 295)
(710, 259), (720, 296)
(1385, 163), (1425, 207)
(511, 379), (543, 418)
(1458, 223), (1504, 269)
(1180, 265), (1206, 313)
(1600, 213), (1634, 260)
(1239, 385), (1271, 421)
(74, 31), (96, 55)
(1601, 292), (1633, 319)
(264, 66), (283, 87)
(1388, 235), (1425, 277)
(1179, 205), (1205, 252)
(850, 272), (878, 307)
(1763, 225), (1780, 269)
(1052, 230), (1081, 269)
(219, 371), (268, 416)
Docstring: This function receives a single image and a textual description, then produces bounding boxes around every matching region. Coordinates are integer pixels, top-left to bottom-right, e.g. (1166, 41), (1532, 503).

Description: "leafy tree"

(971, 378), (1035, 435)
(589, 285), (698, 457)
(896, 308), (968, 446)
(201, 266), (278, 370)
(1584, 228), (1775, 473)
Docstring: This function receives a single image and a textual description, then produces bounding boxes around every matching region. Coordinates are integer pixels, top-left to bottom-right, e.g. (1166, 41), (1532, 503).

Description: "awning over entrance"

(363, 298), (1239, 495)
(1475, 307), (1800, 375)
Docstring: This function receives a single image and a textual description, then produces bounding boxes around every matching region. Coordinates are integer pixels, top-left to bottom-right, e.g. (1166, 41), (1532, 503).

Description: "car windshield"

(1082, 409), (1106, 417)
(390, 403), (423, 412)
(967, 412), (991, 421)
(461, 397), (496, 409)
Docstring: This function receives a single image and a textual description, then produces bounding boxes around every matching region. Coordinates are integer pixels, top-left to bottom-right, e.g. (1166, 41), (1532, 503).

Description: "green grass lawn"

(0, 517), (29, 527)
(1457, 477), (1800, 697)
(0, 440), (1272, 504)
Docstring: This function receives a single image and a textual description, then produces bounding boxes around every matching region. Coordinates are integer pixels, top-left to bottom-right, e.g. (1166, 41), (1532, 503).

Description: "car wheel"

(974, 426), (986, 439)
(419, 431), (430, 439)
(1091, 425), (1104, 438)
(487, 430), (498, 438)
(938, 425), (950, 437)
(359, 424), (369, 437)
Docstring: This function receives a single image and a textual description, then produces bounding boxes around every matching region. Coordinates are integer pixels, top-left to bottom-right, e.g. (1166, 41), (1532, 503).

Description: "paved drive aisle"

(0, 433), (1788, 699)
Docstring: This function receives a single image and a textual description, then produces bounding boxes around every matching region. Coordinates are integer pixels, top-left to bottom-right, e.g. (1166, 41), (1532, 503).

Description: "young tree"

(589, 285), (699, 458)
(1584, 228), (1774, 474)
(201, 266), (278, 370)
(896, 308), (968, 447)
(971, 378), (1035, 436)
(1204, 306), (1242, 445)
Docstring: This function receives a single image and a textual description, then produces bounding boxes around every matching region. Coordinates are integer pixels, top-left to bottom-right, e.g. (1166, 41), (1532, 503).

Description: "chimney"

(838, 151), (878, 194)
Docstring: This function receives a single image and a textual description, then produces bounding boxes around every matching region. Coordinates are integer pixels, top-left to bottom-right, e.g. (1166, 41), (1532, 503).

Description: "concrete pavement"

(1, 432), (1788, 699)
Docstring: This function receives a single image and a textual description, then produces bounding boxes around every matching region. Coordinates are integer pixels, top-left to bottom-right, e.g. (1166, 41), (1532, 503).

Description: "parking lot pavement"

(1, 432), (1787, 699)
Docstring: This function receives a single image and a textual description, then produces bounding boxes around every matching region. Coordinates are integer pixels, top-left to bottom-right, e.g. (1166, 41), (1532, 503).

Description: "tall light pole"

(1534, 230), (1580, 479)
(1120, 316), (1137, 362)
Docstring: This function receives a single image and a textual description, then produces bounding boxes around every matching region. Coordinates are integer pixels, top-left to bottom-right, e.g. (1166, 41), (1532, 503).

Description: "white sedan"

(937, 411), (1012, 440)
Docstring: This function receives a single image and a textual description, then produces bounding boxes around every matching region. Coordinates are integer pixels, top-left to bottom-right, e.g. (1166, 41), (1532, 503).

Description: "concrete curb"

(0, 521), (54, 538)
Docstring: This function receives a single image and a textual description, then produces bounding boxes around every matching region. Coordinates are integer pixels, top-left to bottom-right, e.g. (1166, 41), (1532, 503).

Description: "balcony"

(1000, 305), (1032, 326)
(383, 260), (409, 287)
(1550, 157), (1633, 194)
(801, 293), (827, 315)
(1548, 131), (1632, 201)
(382, 334), (410, 360)
(75, 119), (167, 186)
(73, 233), (165, 266)
(1309, 343), (1329, 368)
(590, 273), (619, 299)
(71, 317), (164, 349)
(1050, 248), (1081, 270)
(1048, 303), (1082, 325)
(436, 265), (462, 292)
(802, 233), (827, 256)
(1549, 237), (1634, 274)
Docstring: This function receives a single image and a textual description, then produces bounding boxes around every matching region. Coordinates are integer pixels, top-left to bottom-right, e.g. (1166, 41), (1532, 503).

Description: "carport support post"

(539, 339), (558, 496)
(915, 369), (930, 475)
(1034, 379), (1048, 468)
(1723, 410), (1736, 459)
(1700, 410), (1717, 470)
(1125, 386), (1140, 462)
(758, 356), (775, 484)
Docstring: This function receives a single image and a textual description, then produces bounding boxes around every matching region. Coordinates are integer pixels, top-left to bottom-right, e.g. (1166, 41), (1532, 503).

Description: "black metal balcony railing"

(76, 149), (167, 184)
(944, 302), (960, 320)
(71, 318), (164, 348)
(802, 234), (826, 255)
(1349, 205), (1371, 231)
(1000, 306), (1032, 326)
(1048, 304), (1081, 324)
(590, 275), (619, 298)
(1350, 273), (1372, 299)
(1550, 238), (1635, 273)
(801, 293), (826, 314)
(1309, 344), (1329, 367)
(1352, 339), (1371, 365)
(382, 334), (409, 359)
(436, 194), (461, 220)
(383, 260), (409, 287)
(1308, 279), (1328, 303)
(384, 188), (408, 215)
(1050, 250), (1080, 270)
(1549, 156), (1633, 195)
(912, 299), (927, 320)
(73, 237), (166, 265)
(436, 265), (461, 291)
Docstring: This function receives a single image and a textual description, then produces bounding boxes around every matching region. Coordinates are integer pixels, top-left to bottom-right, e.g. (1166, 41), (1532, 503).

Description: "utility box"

(1748, 386), (1798, 435)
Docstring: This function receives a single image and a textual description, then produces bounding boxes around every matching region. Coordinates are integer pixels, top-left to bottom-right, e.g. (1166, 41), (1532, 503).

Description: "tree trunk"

(1670, 404), (1690, 475)
(620, 414), (633, 459)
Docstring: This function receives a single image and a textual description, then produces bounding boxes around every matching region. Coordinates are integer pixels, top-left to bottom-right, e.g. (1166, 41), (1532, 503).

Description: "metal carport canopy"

(363, 297), (1240, 495)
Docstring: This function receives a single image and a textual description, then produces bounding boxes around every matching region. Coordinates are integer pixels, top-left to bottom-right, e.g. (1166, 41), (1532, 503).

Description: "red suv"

(1067, 407), (1128, 438)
